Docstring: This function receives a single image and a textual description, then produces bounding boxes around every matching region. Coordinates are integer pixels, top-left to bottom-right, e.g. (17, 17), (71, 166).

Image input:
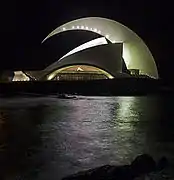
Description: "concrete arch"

(47, 64), (114, 80)
(42, 17), (158, 78)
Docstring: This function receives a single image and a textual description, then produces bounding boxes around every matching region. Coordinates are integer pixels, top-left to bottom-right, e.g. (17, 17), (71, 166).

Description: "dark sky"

(0, 0), (173, 81)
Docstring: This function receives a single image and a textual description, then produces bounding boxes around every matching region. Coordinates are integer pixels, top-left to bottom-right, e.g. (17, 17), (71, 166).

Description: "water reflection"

(109, 97), (143, 163)
(0, 96), (174, 180)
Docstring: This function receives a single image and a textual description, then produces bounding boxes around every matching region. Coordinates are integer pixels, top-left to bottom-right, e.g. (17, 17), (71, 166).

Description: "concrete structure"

(42, 17), (158, 79)
(13, 71), (30, 81)
(43, 43), (123, 80)
(19, 17), (158, 81)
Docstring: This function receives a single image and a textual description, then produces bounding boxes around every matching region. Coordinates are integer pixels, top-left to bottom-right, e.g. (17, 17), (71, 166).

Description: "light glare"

(48, 73), (55, 80)
(94, 28), (97, 32)
(106, 34), (109, 38)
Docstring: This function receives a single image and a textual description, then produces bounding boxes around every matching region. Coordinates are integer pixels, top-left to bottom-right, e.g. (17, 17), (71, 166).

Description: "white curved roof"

(59, 37), (108, 61)
(43, 17), (158, 78)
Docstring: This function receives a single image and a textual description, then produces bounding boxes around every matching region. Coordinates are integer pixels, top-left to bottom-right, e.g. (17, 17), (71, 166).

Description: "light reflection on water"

(0, 96), (174, 180)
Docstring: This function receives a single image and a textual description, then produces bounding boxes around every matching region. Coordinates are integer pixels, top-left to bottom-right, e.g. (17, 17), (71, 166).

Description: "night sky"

(0, 0), (173, 81)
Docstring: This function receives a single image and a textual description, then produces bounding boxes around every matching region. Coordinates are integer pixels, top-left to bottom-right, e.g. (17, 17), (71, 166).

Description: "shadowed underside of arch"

(42, 17), (158, 79)
(24, 43), (124, 80)
(41, 43), (123, 80)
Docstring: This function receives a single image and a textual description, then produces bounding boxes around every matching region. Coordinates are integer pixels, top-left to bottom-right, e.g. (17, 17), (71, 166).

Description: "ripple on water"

(0, 96), (174, 180)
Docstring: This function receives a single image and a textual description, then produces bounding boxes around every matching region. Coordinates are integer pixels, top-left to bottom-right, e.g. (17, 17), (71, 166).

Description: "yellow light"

(77, 67), (83, 71)
(13, 71), (30, 81)
(72, 26), (75, 29)
(63, 27), (66, 31)
(47, 65), (114, 80)
(47, 73), (55, 80)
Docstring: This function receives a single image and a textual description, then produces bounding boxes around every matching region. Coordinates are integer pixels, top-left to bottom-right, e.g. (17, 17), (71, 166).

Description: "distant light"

(77, 26), (80, 29)
(48, 74), (55, 80)
(94, 28), (97, 32)
(90, 28), (93, 31)
(98, 30), (101, 34)
(72, 26), (75, 29)
(81, 26), (84, 29)
(106, 34), (109, 38)
(63, 27), (66, 31)
(112, 40), (116, 43)
(85, 26), (89, 30)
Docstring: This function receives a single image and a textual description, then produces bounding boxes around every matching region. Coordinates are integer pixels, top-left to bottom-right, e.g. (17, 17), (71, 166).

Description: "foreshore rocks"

(62, 154), (169, 180)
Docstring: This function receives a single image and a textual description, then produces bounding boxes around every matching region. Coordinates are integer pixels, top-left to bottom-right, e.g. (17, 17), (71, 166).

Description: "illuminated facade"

(23, 17), (159, 81)
(13, 71), (30, 81)
(51, 65), (111, 81)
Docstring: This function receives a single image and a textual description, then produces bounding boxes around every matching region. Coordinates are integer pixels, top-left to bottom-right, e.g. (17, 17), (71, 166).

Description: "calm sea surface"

(0, 96), (174, 180)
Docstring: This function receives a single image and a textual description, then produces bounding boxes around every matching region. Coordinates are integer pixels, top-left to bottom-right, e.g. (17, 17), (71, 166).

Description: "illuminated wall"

(43, 17), (158, 78)
(56, 65), (107, 72)
(13, 71), (30, 81)
(47, 65), (115, 80)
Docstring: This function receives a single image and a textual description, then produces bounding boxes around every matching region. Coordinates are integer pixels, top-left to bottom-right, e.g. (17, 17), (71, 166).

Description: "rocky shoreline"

(62, 154), (173, 180)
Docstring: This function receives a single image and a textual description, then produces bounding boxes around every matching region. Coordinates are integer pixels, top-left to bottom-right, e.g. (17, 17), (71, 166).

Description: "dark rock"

(62, 154), (156, 180)
(62, 165), (132, 180)
(156, 156), (169, 171)
(131, 154), (156, 177)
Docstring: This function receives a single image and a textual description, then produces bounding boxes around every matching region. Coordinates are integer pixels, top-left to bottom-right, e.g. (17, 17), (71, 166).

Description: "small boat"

(57, 94), (77, 99)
